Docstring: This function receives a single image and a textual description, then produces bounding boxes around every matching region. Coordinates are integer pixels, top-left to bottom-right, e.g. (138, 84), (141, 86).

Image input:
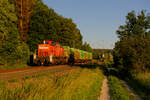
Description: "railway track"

(0, 65), (79, 81)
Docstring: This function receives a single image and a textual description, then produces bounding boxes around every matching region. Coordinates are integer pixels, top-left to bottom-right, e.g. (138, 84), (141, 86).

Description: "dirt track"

(98, 78), (110, 100)
(0, 65), (79, 81)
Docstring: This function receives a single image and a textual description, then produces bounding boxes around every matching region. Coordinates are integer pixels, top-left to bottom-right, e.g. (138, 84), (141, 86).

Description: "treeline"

(113, 10), (150, 73)
(93, 49), (113, 60)
(0, 0), (92, 66)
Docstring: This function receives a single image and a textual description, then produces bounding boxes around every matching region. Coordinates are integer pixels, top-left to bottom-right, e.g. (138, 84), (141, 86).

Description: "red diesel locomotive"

(33, 40), (67, 65)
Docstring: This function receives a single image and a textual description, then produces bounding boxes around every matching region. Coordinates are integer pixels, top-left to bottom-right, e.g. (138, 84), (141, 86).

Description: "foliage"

(0, 0), (30, 65)
(114, 10), (150, 73)
(108, 76), (134, 100)
(27, 0), (83, 52)
(0, 68), (104, 100)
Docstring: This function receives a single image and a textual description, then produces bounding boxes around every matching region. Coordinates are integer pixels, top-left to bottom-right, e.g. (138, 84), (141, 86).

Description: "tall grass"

(51, 68), (104, 100)
(108, 76), (134, 100)
(0, 68), (104, 100)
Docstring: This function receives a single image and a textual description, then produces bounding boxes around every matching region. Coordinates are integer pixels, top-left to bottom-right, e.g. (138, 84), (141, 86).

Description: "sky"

(42, 0), (150, 49)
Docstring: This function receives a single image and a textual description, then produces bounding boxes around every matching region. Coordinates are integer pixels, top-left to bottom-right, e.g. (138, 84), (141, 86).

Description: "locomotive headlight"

(39, 46), (49, 49)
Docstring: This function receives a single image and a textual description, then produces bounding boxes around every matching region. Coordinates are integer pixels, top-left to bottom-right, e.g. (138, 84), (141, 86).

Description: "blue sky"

(43, 0), (150, 49)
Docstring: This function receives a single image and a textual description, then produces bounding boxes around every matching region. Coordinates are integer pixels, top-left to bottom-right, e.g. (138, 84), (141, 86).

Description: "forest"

(0, 0), (92, 66)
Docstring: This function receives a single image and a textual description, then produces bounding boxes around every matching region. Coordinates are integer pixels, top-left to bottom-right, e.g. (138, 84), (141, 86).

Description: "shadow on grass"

(73, 63), (117, 76)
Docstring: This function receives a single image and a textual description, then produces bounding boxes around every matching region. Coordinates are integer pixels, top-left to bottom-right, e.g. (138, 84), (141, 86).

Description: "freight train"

(31, 40), (92, 65)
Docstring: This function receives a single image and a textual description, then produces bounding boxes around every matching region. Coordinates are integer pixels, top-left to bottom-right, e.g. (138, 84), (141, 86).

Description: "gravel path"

(98, 78), (110, 100)
(0, 65), (78, 81)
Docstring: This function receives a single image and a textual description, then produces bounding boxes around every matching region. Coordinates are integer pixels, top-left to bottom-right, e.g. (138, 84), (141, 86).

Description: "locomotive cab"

(33, 40), (67, 65)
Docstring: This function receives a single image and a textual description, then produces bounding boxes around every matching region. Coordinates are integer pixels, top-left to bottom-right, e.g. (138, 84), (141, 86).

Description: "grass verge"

(108, 76), (134, 100)
(0, 67), (104, 100)
(125, 72), (150, 100)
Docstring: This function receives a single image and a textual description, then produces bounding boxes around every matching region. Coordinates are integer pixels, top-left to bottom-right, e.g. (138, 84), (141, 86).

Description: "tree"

(117, 10), (150, 38)
(0, 0), (29, 65)
(15, 0), (34, 42)
(114, 10), (150, 73)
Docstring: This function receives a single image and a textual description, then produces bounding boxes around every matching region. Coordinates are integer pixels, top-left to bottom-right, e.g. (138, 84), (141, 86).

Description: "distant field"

(0, 67), (104, 100)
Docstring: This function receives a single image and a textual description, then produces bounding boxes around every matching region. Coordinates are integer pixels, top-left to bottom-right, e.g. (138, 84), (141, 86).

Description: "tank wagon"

(32, 40), (92, 65)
